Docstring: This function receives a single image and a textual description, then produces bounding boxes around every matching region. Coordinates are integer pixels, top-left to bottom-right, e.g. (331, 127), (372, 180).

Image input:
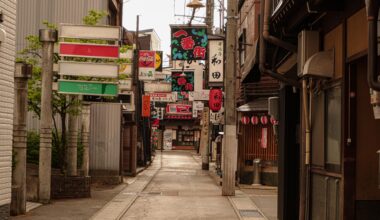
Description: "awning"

(237, 98), (268, 112)
(241, 40), (260, 83)
(302, 50), (334, 78)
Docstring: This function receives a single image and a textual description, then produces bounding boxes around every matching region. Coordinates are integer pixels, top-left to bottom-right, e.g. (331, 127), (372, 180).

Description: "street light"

(186, 0), (205, 8)
(186, 0), (205, 25)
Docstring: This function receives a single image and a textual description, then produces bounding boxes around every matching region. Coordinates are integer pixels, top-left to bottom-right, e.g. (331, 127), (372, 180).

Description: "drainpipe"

(259, 0), (300, 87)
(366, 0), (380, 91)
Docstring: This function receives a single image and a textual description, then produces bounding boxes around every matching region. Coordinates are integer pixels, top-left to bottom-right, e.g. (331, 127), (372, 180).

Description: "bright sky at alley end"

(122, 0), (226, 66)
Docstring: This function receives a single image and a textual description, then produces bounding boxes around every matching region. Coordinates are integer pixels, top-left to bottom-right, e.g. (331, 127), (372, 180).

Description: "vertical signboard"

(209, 40), (224, 83)
(139, 50), (155, 80)
(171, 26), (208, 60)
(155, 51), (163, 72)
(142, 95), (151, 117)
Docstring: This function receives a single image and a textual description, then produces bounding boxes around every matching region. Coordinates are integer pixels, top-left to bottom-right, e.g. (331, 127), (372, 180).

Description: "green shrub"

(27, 131), (40, 164)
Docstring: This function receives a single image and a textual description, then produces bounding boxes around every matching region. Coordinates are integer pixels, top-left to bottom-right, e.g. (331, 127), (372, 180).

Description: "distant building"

(137, 29), (161, 51)
(16, 0), (123, 52)
(0, 0), (17, 218)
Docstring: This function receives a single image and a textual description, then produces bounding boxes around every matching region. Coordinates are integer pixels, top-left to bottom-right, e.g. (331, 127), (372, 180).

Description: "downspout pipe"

(366, 0), (380, 91)
(259, 0), (300, 88)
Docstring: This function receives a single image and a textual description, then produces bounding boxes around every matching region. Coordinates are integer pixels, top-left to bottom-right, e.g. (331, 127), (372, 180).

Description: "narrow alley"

(92, 151), (239, 220)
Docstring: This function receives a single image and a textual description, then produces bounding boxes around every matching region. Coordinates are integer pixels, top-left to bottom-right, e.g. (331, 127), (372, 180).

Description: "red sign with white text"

(142, 95), (151, 117)
(59, 43), (119, 59)
(166, 104), (192, 115)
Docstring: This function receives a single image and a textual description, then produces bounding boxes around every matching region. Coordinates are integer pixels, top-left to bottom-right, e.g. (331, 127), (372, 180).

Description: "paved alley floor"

(92, 150), (239, 220)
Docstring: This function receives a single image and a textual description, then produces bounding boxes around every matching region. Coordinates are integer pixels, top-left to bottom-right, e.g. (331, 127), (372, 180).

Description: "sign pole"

(38, 29), (57, 203)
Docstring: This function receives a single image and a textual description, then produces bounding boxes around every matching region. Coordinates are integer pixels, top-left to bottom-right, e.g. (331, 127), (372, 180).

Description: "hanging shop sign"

(210, 107), (224, 125)
(189, 90), (210, 101)
(58, 61), (119, 78)
(209, 88), (223, 112)
(144, 82), (172, 92)
(57, 24), (121, 96)
(119, 63), (132, 75)
(59, 24), (121, 41)
(170, 25), (208, 60)
(147, 92), (177, 102)
(193, 101), (205, 111)
(58, 80), (118, 96)
(142, 95), (151, 117)
(119, 79), (132, 91)
(166, 104), (192, 115)
(139, 50), (155, 80)
(241, 116), (250, 125)
(154, 72), (172, 82)
(59, 43), (119, 59)
(155, 51), (163, 72)
(208, 40), (224, 83)
(171, 71), (194, 92)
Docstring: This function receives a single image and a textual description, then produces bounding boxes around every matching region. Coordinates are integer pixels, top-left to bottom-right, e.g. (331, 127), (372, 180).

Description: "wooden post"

(222, 0), (238, 196)
(38, 29), (57, 203)
(201, 108), (210, 170)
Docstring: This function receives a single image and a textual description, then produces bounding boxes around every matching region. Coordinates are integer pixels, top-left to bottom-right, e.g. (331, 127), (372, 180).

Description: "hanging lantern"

(251, 116), (259, 125)
(270, 116), (279, 125)
(209, 88), (223, 112)
(241, 116), (250, 125)
(260, 115), (268, 125)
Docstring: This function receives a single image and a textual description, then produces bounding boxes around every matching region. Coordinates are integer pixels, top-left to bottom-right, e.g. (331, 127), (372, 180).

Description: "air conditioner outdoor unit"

(297, 30), (320, 77)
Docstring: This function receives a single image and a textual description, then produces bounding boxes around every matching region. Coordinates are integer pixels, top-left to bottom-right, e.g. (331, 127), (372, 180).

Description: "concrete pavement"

(93, 150), (239, 220)
(11, 150), (277, 220)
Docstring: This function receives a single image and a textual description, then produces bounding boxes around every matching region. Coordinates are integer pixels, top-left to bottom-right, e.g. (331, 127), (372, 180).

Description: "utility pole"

(222, 0), (238, 196)
(131, 15), (140, 176)
(206, 0), (214, 34)
(81, 103), (90, 176)
(11, 63), (32, 215)
(199, 0), (215, 170)
(38, 29), (57, 203)
(67, 96), (79, 176)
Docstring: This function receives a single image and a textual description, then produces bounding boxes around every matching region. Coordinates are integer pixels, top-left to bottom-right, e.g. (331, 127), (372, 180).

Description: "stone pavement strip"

(90, 154), (161, 220)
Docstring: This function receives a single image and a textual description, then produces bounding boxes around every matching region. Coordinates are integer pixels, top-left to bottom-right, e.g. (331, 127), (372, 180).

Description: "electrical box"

(297, 30), (320, 77)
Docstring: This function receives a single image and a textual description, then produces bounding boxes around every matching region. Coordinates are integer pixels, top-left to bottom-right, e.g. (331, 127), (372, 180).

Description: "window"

(325, 85), (342, 172)
(239, 29), (246, 66)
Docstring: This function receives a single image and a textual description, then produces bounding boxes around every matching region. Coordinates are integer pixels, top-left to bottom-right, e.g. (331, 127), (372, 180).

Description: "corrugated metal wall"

(0, 0), (16, 207)
(16, 0), (108, 52)
(89, 103), (121, 174)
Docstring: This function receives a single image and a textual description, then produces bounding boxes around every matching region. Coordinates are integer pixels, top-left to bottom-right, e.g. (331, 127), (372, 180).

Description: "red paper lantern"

(270, 116), (279, 125)
(209, 88), (223, 112)
(241, 116), (250, 125)
(260, 116), (268, 125)
(251, 116), (259, 125)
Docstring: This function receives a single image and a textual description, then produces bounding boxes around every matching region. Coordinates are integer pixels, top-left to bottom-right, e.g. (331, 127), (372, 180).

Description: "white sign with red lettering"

(147, 92), (177, 102)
